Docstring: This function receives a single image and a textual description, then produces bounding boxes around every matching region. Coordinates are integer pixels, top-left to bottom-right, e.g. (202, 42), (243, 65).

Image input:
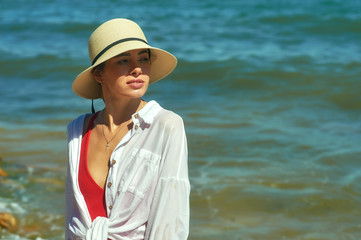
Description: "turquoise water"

(1, 0), (361, 239)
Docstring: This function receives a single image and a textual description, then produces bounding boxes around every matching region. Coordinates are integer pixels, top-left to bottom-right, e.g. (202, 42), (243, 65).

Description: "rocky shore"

(0, 156), (17, 232)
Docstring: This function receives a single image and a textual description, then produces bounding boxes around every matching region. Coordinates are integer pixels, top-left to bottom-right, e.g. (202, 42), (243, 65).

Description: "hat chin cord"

(91, 100), (95, 114)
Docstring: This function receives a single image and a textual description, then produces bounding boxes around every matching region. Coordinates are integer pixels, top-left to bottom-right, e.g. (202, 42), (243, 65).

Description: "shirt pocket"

(121, 149), (161, 199)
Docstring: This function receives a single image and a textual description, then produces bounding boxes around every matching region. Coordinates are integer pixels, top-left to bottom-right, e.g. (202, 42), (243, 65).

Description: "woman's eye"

(140, 57), (150, 63)
(117, 59), (129, 64)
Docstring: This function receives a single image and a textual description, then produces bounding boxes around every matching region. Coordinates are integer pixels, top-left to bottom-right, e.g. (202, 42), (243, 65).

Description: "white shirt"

(65, 101), (190, 240)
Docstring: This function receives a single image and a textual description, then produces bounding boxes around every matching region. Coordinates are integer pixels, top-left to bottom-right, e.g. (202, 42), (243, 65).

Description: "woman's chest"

(86, 125), (130, 189)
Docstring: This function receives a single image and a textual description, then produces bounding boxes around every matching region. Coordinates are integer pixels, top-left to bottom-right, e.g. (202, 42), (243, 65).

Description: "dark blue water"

(1, 0), (361, 239)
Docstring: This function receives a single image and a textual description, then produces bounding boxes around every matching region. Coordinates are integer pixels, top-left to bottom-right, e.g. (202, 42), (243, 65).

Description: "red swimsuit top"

(79, 113), (107, 221)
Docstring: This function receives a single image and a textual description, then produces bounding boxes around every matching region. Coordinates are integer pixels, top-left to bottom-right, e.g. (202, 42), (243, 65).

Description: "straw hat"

(72, 18), (177, 99)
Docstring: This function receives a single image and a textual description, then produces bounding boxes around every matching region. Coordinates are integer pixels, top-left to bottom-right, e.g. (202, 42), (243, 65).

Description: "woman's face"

(95, 49), (151, 101)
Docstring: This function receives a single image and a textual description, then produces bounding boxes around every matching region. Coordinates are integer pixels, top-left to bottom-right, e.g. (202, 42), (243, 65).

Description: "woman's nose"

(130, 62), (142, 77)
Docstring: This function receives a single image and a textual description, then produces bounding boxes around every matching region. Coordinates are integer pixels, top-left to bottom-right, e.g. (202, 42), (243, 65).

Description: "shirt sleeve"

(65, 119), (79, 240)
(65, 161), (73, 240)
(65, 115), (86, 240)
(145, 114), (191, 240)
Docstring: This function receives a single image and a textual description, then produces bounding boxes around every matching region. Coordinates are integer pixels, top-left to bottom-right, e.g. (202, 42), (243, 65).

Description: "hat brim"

(72, 42), (177, 99)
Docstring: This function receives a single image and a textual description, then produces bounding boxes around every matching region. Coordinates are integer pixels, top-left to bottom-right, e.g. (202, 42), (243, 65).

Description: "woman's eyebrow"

(113, 50), (148, 58)
(137, 50), (149, 55)
(113, 52), (130, 58)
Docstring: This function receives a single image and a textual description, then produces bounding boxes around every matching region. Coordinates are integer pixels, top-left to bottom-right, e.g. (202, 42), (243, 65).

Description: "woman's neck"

(102, 98), (145, 132)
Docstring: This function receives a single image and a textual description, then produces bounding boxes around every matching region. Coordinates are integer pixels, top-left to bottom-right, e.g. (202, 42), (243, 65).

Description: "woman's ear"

(93, 69), (103, 84)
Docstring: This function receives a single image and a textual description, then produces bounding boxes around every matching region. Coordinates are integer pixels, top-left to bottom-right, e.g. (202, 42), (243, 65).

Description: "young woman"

(66, 18), (190, 240)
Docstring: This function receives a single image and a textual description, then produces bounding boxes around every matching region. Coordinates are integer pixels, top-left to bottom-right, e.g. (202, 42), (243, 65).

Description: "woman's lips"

(127, 79), (144, 89)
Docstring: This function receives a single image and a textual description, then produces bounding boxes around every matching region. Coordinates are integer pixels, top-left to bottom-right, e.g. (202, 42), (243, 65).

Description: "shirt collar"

(132, 100), (162, 125)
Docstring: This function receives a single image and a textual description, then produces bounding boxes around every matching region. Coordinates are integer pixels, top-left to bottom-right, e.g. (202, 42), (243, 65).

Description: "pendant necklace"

(101, 110), (130, 150)
(101, 101), (145, 150)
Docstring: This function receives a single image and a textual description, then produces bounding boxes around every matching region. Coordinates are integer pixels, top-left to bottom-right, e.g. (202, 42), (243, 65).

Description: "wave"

(259, 14), (361, 35)
(0, 53), (84, 80)
(171, 58), (361, 111)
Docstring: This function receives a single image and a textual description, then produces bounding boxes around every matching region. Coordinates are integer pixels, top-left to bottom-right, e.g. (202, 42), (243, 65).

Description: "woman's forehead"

(113, 49), (149, 58)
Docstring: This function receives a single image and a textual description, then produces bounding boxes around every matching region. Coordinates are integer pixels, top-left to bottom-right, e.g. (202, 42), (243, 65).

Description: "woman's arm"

(145, 114), (190, 240)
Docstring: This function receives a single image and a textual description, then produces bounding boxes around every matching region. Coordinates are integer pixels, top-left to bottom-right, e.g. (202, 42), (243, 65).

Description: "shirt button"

(134, 125), (139, 130)
(111, 159), (116, 165)
(134, 114), (138, 119)
(109, 205), (113, 210)
(107, 182), (112, 188)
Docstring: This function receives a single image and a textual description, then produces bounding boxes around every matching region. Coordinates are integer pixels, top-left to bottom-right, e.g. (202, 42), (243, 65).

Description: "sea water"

(1, 0), (361, 239)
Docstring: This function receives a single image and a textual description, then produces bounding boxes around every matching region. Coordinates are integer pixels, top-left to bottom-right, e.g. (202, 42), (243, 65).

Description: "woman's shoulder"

(67, 113), (92, 135)
(156, 108), (183, 122)
(153, 108), (185, 130)
(68, 113), (86, 127)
